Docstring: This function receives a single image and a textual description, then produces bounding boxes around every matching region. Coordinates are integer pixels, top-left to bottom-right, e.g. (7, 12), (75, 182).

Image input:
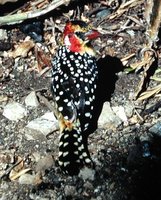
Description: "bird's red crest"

(63, 22), (75, 38)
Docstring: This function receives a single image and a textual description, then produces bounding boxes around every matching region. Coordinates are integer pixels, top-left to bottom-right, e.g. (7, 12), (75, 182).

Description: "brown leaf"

(134, 49), (157, 99)
(10, 40), (35, 58)
(144, 0), (161, 47)
(137, 84), (161, 101)
(0, 95), (8, 102)
(9, 156), (31, 181)
(9, 168), (31, 181)
(35, 45), (52, 72)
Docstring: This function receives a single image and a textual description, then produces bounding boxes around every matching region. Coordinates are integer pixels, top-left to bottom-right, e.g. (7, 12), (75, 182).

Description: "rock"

(64, 185), (76, 196)
(149, 121), (161, 137)
(18, 173), (42, 185)
(35, 155), (54, 173)
(98, 102), (122, 129)
(31, 152), (41, 162)
(29, 194), (50, 200)
(83, 181), (94, 190)
(96, 8), (111, 18)
(0, 95), (8, 103)
(25, 91), (39, 107)
(79, 167), (95, 181)
(109, 182), (115, 190)
(124, 101), (134, 118)
(25, 112), (58, 140)
(3, 102), (27, 121)
(0, 29), (7, 40)
(112, 105), (128, 125)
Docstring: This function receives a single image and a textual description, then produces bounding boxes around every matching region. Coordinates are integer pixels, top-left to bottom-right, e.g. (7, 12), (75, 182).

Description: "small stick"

(0, 0), (71, 26)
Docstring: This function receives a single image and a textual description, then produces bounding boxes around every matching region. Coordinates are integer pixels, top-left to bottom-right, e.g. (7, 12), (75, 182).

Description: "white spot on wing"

(63, 152), (69, 157)
(59, 141), (63, 147)
(64, 161), (70, 167)
(64, 134), (69, 139)
(59, 91), (64, 95)
(85, 158), (91, 163)
(55, 96), (60, 101)
(58, 151), (63, 157)
(58, 107), (63, 112)
(63, 142), (68, 147)
(74, 142), (79, 146)
(85, 112), (91, 117)
(58, 161), (63, 166)
(82, 152), (88, 157)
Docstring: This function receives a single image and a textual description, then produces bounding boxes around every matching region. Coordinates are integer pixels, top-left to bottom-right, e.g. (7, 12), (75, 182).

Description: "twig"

(126, 15), (145, 28)
(36, 92), (55, 113)
(0, 158), (23, 180)
(0, 0), (71, 26)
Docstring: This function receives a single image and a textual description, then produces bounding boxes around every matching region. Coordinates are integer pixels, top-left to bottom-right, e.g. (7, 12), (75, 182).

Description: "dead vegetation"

(0, 0), (161, 200)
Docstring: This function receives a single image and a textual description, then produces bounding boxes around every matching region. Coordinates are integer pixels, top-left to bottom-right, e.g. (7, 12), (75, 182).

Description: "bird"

(51, 20), (100, 175)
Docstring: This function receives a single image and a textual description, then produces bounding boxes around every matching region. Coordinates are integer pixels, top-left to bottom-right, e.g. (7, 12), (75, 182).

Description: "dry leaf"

(137, 84), (161, 101)
(134, 50), (157, 99)
(109, 0), (144, 20)
(34, 45), (51, 72)
(0, 0), (18, 4)
(9, 156), (31, 181)
(10, 40), (35, 58)
(0, 95), (8, 102)
(10, 168), (31, 181)
(144, 0), (161, 47)
(33, 172), (43, 185)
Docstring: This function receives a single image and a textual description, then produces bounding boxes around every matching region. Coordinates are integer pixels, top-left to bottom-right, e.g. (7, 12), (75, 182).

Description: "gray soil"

(0, 1), (161, 200)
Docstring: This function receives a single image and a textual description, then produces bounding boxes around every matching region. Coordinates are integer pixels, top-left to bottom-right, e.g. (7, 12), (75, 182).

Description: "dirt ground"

(0, 0), (161, 200)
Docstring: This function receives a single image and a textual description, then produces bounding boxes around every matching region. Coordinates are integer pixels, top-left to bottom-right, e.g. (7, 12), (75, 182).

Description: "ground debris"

(25, 112), (58, 140)
(0, 0), (161, 200)
(98, 102), (122, 130)
(3, 101), (27, 121)
(25, 91), (39, 107)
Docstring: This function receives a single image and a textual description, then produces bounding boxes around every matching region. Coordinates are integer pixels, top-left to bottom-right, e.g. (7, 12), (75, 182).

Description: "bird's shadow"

(87, 55), (124, 134)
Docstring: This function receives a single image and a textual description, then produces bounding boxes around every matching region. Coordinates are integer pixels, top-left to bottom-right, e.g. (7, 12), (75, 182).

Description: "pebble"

(31, 152), (41, 162)
(35, 155), (54, 173)
(96, 8), (111, 18)
(98, 102), (122, 129)
(3, 101), (27, 121)
(79, 167), (95, 181)
(18, 173), (41, 185)
(124, 101), (134, 118)
(25, 112), (58, 140)
(112, 105), (128, 125)
(0, 95), (8, 103)
(29, 194), (49, 200)
(83, 181), (94, 190)
(0, 29), (7, 40)
(64, 185), (76, 196)
(109, 182), (115, 190)
(149, 121), (161, 137)
(25, 91), (39, 107)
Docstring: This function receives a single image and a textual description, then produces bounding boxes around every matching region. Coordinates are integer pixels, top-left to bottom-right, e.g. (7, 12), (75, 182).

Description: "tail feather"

(58, 129), (91, 175)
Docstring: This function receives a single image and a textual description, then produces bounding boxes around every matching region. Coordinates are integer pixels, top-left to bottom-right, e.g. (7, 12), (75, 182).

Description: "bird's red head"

(63, 20), (100, 54)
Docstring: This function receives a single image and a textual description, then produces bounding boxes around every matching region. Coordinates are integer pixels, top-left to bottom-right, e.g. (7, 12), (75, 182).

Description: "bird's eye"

(75, 32), (85, 40)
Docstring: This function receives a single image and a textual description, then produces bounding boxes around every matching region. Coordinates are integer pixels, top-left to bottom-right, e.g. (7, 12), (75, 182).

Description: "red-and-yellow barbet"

(51, 20), (100, 175)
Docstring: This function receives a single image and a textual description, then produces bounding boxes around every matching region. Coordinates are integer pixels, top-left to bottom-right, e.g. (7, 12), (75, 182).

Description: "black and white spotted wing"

(51, 46), (98, 131)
